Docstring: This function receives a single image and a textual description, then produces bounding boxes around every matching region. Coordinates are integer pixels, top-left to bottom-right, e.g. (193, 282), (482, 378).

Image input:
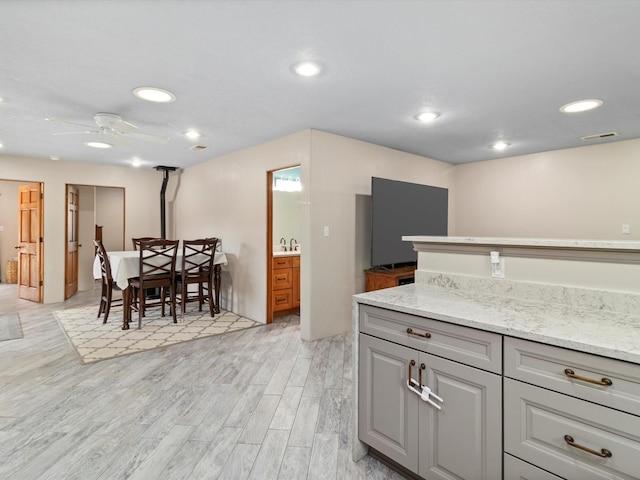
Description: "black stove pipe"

(154, 166), (178, 239)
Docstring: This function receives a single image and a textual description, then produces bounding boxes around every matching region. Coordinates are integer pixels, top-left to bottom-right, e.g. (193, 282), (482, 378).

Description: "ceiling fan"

(51, 113), (169, 145)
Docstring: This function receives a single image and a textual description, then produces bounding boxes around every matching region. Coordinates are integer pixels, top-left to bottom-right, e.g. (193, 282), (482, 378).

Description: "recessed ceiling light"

(131, 157), (142, 167)
(0, 142), (3, 148)
(84, 141), (112, 149)
(559, 99), (603, 113)
(415, 111), (440, 122)
(50, 155), (59, 161)
(185, 130), (201, 139)
(133, 86), (176, 103)
(293, 61), (322, 77)
(492, 141), (510, 151)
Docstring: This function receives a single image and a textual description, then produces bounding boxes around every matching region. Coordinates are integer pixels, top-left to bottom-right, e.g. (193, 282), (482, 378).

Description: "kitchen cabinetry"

(358, 305), (502, 479)
(504, 337), (640, 480)
(271, 255), (300, 315)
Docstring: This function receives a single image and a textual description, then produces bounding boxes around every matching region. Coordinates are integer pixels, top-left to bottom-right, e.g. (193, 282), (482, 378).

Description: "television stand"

(364, 265), (416, 292)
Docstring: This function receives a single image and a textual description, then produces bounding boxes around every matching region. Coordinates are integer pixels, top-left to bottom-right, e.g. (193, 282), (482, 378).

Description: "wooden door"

(65, 184), (79, 299)
(17, 183), (43, 302)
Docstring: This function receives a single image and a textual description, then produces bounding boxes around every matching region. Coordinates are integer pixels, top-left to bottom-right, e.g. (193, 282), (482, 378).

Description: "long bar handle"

(564, 368), (612, 386)
(407, 359), (416, 382)
(564, 435), (612, 458)
(407, 327), (431, 339)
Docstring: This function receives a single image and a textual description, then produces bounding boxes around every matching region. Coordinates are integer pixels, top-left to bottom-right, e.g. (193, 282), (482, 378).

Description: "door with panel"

(358, 333), (419, 471)
(17, 182), (43, 302)
(417, 352), (502, 480)
(65, 184), (79, 299)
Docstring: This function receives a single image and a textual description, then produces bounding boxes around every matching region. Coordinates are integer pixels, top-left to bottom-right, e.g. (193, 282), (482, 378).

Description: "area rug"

(0, 313), (23, 341)
(54, 305), (261, 364)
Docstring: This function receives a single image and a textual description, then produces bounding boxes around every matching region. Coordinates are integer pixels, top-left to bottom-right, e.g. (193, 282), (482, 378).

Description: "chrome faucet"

(290, 238), (298, 251)
(280, 237), (287, 251)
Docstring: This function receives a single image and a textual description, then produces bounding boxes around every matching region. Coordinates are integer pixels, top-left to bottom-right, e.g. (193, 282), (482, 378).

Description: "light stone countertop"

(354, 282), (640, 365)
(402, 236), (640, 250)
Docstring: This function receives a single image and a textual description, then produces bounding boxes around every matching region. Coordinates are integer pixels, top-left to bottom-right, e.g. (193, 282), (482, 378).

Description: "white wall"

(454, 139), (640, 240)
(1, 154), (162, 303)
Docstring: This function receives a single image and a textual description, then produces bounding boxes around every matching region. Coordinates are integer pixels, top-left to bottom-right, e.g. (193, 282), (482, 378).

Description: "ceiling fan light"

(84, 141), (112, 149)
(133, 87), (176, 103)
(559, 99), (603, 113)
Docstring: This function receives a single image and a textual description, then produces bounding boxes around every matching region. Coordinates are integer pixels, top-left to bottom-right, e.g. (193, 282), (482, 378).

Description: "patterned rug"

(54, 304), (261, 364)
(0, 313), (23, 341)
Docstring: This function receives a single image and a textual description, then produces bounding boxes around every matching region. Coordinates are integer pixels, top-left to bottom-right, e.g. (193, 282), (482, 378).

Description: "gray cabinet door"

(418, 352), (502, 480)
(358, 333), (419, 471)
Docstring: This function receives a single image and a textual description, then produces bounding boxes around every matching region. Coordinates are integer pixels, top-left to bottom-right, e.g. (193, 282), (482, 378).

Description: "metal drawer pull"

(407, 359), (416, 382)
(407, 327), (431, 339)
(564, 435), (612, 458)
(564, 368), (613, 386)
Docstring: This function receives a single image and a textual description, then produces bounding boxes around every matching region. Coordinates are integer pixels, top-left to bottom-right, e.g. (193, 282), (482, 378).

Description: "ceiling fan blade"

(123, 131), (169, 144)
(114, 119), (138, 132)
(53, 130), (97, 136)
(47, 117), (95, 129)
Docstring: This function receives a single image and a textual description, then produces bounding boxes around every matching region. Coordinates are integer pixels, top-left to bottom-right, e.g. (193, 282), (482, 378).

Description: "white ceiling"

(1, 0), (639, 170)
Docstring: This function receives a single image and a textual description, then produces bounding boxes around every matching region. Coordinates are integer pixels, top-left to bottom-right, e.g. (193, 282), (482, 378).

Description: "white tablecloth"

(93, 250), (228, 290)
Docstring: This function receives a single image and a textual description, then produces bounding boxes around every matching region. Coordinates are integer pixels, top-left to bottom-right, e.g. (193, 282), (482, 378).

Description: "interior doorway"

(266, 165), (301, 323)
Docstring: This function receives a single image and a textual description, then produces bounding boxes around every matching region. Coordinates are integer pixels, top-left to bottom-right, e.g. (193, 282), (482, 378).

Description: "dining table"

(93, 249), (228, 329)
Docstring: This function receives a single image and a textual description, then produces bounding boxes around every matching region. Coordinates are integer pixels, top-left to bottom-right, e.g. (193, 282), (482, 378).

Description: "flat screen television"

(371, 177), (448, 268)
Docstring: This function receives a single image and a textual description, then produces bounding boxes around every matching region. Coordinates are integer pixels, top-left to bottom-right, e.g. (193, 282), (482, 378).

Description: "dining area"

(92, 237), (228, 330)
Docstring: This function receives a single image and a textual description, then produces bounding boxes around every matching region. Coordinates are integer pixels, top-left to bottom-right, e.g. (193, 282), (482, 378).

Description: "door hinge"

(40, 237), (43, 242)
(39, 280), (43, 286)
(40, 193), (43, 199)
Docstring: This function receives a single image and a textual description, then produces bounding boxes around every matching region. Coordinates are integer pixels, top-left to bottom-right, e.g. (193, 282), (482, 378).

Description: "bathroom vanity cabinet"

(271, 254), (300, 315)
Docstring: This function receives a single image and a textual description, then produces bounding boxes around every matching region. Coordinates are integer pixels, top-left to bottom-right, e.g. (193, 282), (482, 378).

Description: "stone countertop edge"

(353, 283), (640, 365)
(402, 236), (640, 250)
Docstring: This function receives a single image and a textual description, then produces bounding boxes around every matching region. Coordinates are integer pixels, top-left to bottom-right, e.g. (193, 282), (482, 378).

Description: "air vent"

(581, 132), (618, 141)
(189, 145), (208, 151)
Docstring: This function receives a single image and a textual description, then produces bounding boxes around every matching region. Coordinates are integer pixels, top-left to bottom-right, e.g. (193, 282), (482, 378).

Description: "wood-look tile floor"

(0, 283), (405, 480)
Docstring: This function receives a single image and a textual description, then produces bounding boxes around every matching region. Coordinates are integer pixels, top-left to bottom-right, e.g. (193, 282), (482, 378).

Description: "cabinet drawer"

(504, 378), (640, 480)
(504, 453), (563, 480)
(272, 290), (293, 311)
(505, 337), (640, 415)
(359, 304), (502, 373)
(273, 269), (293, 289)
(273, 256), (293, 269)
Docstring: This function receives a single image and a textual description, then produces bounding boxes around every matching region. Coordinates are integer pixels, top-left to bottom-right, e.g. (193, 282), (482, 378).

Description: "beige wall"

(0, 180), (21, 283)
(1, 154), (162, 303)
(305, 130), (456, 339)
(453, 139), (640, 240)
(171, 130), (312, 324)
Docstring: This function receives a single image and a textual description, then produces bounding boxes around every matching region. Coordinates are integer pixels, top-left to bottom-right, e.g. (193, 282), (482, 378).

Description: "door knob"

(14, 245), (21, 249)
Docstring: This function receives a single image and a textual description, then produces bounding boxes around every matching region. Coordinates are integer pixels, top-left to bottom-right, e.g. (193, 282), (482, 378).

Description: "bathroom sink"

(273, 250), (300, 257)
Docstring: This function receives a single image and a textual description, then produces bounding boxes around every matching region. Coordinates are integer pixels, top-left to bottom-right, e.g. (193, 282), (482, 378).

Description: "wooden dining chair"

(93, 239), (122, 324)
(176, 238), (219, 319)
(125, 239), (179, 329)
(132, 237), (156, 250)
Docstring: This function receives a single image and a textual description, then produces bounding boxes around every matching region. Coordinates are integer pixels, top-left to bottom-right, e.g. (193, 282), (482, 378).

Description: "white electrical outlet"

(323, 226), (330, 237)
(622, 224), (630, 235)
